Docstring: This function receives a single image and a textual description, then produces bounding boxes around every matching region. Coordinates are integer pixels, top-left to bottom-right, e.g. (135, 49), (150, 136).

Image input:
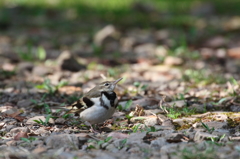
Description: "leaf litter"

(1, 3), (240, 159)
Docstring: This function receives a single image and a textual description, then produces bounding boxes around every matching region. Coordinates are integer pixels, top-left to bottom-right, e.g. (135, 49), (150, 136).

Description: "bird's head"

(97, 78), (123, 92)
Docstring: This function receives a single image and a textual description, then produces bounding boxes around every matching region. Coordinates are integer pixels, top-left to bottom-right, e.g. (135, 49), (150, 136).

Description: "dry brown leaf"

(228, 47), (240, 59)
(2, 63), (15, 71)
(0, 106), (13, 112)
(44, 127), (52, 130)
(130, 115), (157, 122)
(75, 133), (89, 138)
(28, 131), (40, 136)
(0, 106), (18, 114)
(131, 104), (145, 116)
(6, 140), (16, 146)
(58, 86), (81, 94)
(166, 134), (189, 143)
(133, 98), (159, 107)
(32, 147), (47, 154)
(229, 136), (240, 141)
(0, 122), (5, 129)
(13, 131), (28, 140)
(3, 111), (25, 122)
(103, 119), (114, 127)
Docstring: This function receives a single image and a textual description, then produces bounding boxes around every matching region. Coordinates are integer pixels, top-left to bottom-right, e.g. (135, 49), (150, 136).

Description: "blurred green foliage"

(0, 0), (240, 28)
(1, 0), (240, 15)
(0, 0), (163, 11)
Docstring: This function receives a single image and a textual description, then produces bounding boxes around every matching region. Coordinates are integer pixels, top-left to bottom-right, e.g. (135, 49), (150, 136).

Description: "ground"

(0, 1), (240, 159)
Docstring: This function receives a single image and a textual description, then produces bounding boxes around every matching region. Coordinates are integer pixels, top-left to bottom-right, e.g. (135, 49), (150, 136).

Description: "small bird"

(66, 78), (122, 132)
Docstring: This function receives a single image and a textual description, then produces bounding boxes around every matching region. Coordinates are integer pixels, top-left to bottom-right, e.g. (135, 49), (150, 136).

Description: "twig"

(150, 111), (164, 123)
(159, 96), (168, 114)
(100, 74), (107, 80)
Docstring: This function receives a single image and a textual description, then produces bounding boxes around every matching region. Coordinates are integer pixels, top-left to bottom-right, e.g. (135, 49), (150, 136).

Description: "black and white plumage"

(65, 78), (122, 131)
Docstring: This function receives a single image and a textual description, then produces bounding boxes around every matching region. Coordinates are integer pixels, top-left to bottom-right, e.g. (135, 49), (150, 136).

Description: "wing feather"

(65, 96), (94, 114)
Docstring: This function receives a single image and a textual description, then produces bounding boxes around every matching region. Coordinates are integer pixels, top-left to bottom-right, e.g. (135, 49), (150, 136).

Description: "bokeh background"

(1, 0), (240, 97)
(1, 1), (240, 158)
(1, 0), (240, 69)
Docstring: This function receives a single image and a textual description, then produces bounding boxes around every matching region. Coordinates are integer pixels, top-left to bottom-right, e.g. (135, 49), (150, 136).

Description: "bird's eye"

(104, 83), (109, 86)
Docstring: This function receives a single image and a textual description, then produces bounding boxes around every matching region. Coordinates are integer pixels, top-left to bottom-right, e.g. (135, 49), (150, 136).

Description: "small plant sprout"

(118, 138), (127, 149)
(165, 102), (197, 119)
(133, 81), (148, 93)
(62, 114), (71, 119)
(132, 123), (141, 133)
(16, 45), (46, 61)
(228, 77), (239, 97)
(124, 100), (132, 110)
(201, 121), (215, 134)
(44, 103), (51, 114)
(86, 136), (113, 150)
(86, 145), (96, 150)
(21, 137), (37, 143)
(37, 46), (46, 61)
(33, 114), (53, 126)
(117, 105), (123, 111)
(207, 134), (226, 146)
(35, 79), (68, 95)
(145, 125), (157, 133)
(117, 99), (133, 112)
(97, 136), (112, 146)
(125, 112), (134, 124)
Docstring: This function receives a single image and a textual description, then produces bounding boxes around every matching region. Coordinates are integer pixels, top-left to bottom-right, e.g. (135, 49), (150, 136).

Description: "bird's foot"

(89, 127), (100, 134)
(89, 124), (102, 134)
(85, 121), (100, 134)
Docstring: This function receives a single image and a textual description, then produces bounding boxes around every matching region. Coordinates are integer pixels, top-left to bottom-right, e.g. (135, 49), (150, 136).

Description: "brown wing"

(65, 96), (94, 114)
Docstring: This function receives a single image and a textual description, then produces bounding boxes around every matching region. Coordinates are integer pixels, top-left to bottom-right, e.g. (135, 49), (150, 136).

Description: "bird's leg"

(90, 124), (99, 133)
(85, 121), (99, 133)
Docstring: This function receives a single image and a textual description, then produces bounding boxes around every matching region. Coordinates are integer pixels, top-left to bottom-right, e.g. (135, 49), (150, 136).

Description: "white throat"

(101, 93), (111, 108)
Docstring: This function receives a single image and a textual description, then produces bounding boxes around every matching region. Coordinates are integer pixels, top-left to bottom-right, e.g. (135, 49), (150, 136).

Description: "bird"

(65, 78), (123, 132)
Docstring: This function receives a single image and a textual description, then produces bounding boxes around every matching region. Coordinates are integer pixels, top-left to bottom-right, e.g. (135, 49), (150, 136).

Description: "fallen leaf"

(132, 104), (145, 116)
(3, 111), (25, 122)
(0, 106), (18, 114)
(32, 147), (47, 154)
(6, 140), (16, 146)
(229, 136), (240, 141)
(0, 122), (5, 129)
(130, 115), (160, 123)
(166, 134), (189, 143)
(75, 133), (89, 138)
(14, 131), (28, 140)
(58, 86), (82, 94)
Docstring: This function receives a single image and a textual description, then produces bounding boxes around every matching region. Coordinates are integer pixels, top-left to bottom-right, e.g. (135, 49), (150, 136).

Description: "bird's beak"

(112, 78), (123, 85)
